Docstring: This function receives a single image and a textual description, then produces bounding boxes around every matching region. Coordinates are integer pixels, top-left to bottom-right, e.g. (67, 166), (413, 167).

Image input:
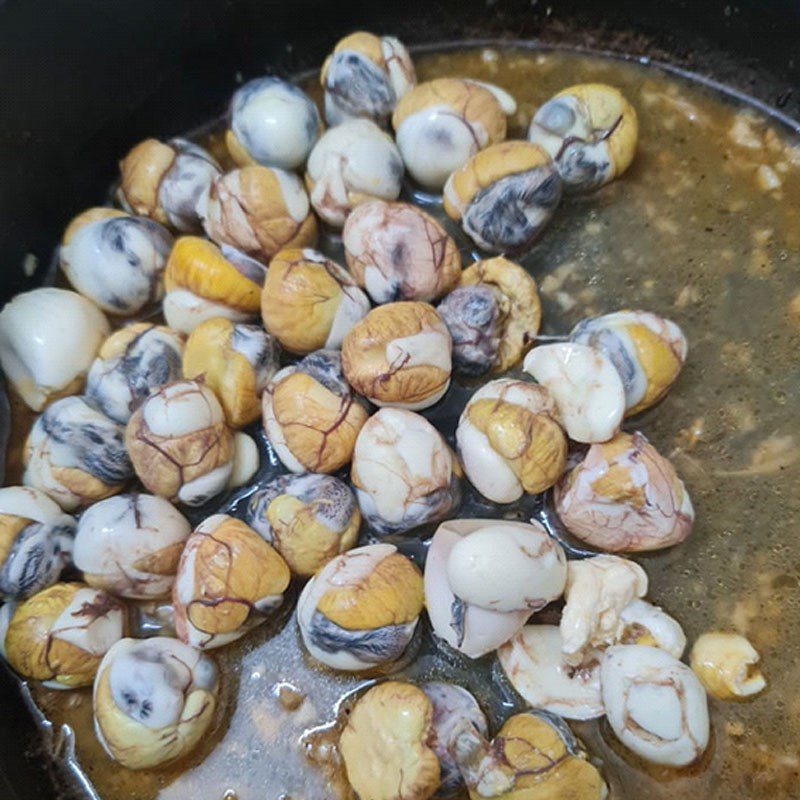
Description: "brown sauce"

(16, 44), (800, 799)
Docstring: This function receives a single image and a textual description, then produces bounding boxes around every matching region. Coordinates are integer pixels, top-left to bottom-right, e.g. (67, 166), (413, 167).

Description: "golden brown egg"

(197, 166), (317, 263)
(173, 514), (291, 649)
(458, 711), (607, 799)
(321, 32), (416, 126)
(1, 582), (126, 688)
(392, 78), (513, 190)
(297, 543), (424, 670)
(86, 323), (185, 424)
(262, 350), (369, 473)
(24, 395), (133, 512)
(690, 631), (766, 700)
(554, 431), (694, 552)
(245, 473), (360, 577)
(125, 380), (258, 506)
(183, 318), (279, 428)
(339, 681), (440, 800)
(163, 236), (267, 334)
(117, 137), (221, 231)
(342, 301), (452, 410)
(456, 379), (567, 503)
(261, 248), (370, 354)
(570, 310), (688, 416)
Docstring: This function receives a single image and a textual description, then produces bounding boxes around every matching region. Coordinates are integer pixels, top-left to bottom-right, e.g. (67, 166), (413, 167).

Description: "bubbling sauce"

(21, 45), (800, 799)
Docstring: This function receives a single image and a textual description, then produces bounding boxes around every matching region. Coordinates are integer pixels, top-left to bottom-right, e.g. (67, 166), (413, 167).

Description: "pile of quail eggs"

(0, 29), (765, 798)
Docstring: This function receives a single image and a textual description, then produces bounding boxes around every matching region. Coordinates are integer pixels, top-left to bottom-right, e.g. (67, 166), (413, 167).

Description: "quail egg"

(0, 287), (109, 412)
(261, 248), (370, 354)
(59, 207), (174, 316)
(85, 323), (185, 424)
(262, 350), (368, 474)
(117, 138), (221, 232)
(343, 200), (462, 303)
(245, 473), (360, 577)
(173, 514), (290, 649)
(297, 543), (423, 671)
(73, 493), (191, 599)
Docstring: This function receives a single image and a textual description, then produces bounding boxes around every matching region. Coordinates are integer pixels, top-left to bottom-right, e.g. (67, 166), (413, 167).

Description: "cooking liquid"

(16, 45), (800, 799)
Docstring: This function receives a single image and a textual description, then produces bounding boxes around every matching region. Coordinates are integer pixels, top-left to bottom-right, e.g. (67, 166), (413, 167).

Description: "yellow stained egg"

(690, 631), (767, 701)
(197, 166), (317, 263)
(163, 236), (267, 334)
(570, 310), (688, 416)
(173, 514), (291, 650)
(261, 248), (370, 354)
(528, 83), (638, 192)
(340, 681), (440, 800)
(342, 301), (452, 410)
(443, 141), (562, 254)
(1, 582), (126, 689)
(182, 317), (279, 428)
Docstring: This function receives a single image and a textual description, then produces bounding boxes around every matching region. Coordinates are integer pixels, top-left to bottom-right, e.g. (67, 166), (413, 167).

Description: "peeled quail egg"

(425, 519), (564, 658)
(554, 431), (694, 552)
(343, 200), (461, 303)
(163, 236), (266, 334)
(245, 473), (360, 577)
(570, 310), (688, 415)
(262, 350), (368, 473)
(24, 395), (133, 511)
(498, 625), (604, 720)
(601, 644), (709, 767)
(422, 682), (488, 797)
(392, 78), (514, 190)
(351, 408), (461, 535)
(1, 582), (125, 688)
(443, 141), (562, 254)
(226, 77), (322, 170)
(85, 323), (185, 424)
(125, 380), (258, 506)
(197, 166), (317, 262)
(339, 681), (440, 800)
(523, 342), (625, 444)
(690, 631), (766, 700)
(73, 493), (191, 599)
(305, 119), (404, 227)
(438, 257), (541, 376)
(456, 710), (608, 800)
(0, 486), (74, 600)
(93, 636), (219, 769)
(183, 318), (279, 427)
(117, 138), (221, 232)
(447, 520), (566, 612)
(297, 543), (423, 671)
(560, 555), (648, 667)
(342, 301), (452, 410)
(59, 207), (174, 316)
(173, 514), (290, 649)
(528, 83), (638, 193)
(619, 599), (687, 658)
(456, 379), (567, 503)
(0, 287), (110, 412)
(261, 248), (370, 354)
(321, 32), (416, 126)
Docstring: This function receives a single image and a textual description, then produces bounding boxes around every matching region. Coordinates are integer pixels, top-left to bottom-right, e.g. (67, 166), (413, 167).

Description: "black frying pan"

(0, 1), (798, 796)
